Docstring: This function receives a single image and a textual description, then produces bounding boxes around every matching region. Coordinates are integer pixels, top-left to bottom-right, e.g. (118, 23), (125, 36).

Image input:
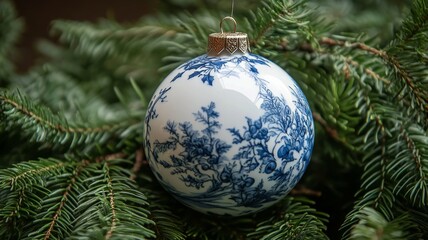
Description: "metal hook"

(220, 16), (237, 34)
(231, 0), (235, 17)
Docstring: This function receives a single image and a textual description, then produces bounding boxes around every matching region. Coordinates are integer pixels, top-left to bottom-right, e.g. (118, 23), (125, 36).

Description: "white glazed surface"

(145, 53), (314, 216)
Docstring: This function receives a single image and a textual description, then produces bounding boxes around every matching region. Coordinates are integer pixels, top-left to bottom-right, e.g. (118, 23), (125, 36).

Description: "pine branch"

(1, 91), (129, 133)
(23, 161), (87, 240)
(290, 186), (322, 198)
(0, 158), (70, 190)
(248, 0), (321, 49)
(331, 20), (428, 234)
(341, 106), (397, 237)
(12, 66), (133, 122)
(51, 19), (180, 60)
(247, 197), (328, 240)
(104, 162), (118, 240)
(340, 78), (427, 236)
(312, 112), (339, 141)
(409, 208), (428, 236)
(0, 90), (138, 153)
(1, 93), (109, 133)
(320, 37), (383, 56)
(182, 212), (255, 240)
(280, 31), (425, 129)
(394, 0), (428, 45)
(70, 159), (155, 239)
(349, 207), (420, 240)
(0, 186), (49, 239)
(320, 37), (428, 115)
(150, 209), (186, 240)
(391, 124), (428, 207)
(142, 186), (186, 240)
(371, 125), (390, 211)
(130, 148), (146, 181)
(43, 161), (89, 240)
(0, 158), (71, 239)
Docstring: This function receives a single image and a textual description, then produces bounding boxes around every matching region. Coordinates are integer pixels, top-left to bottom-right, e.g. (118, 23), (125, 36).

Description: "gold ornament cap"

(207, 17), (250, 56)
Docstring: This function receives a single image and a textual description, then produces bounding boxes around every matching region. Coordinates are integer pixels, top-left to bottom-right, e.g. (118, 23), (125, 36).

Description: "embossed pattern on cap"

(207, 32), (250, 56)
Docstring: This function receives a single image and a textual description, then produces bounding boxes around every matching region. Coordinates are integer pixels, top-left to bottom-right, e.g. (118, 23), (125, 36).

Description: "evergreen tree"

(1, 0), (427, 239)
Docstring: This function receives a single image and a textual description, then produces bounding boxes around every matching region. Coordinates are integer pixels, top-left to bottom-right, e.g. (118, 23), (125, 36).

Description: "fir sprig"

(24, 160), (88, 240)
(349, 207), (420, 240)
(247, 0), (324, 54)
(0, 90), (139, 153)
(0, 156), (156, 239)
(70, 159), (155, 240)
(247, 197), (329, 240)
(393, 124), (428, 206)
(0, 186), (49, 239)
(0, 158), (70, 190)
(51, 19), (179, 61)
(386, 0), (428, 124)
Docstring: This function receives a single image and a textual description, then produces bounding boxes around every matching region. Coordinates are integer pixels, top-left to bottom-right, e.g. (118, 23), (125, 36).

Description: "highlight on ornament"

(144, 15), (314, 216)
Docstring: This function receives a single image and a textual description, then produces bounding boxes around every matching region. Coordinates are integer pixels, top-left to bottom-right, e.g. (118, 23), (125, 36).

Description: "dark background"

(13, 0), (157, 72)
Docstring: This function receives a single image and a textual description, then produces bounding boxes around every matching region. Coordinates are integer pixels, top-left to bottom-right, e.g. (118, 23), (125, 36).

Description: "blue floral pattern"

(145, 53), (314, 216)
(171, 55), (270, 85)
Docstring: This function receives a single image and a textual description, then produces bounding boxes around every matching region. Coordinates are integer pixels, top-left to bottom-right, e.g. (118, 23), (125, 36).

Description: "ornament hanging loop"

(207, 15), (250, 56)
(220, 16), (237, 34)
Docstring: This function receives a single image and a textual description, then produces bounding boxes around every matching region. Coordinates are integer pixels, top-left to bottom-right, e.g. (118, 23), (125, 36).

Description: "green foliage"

(247, 197), (328, 240)
(250, 0), (324, 49)
(0, 0), (427, 239)
(0, 89), (144, 156)
(349, 207), (420, 240)
(68, 159), (155, 240)
(141, 185), (186, 240)
(0, 0), (23, 83)
(0, 158), (70, 190)
(0, 157), (155, 240)
(0, 186), (49, 239)
(385, 0), (428, 125)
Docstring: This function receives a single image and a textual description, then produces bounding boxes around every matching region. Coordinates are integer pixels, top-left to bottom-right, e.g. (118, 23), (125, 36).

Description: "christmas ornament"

(144, 16), (314, 216)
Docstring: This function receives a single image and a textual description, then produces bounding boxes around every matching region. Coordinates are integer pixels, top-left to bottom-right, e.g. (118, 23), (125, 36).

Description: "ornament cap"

(207, 17), (250, 56)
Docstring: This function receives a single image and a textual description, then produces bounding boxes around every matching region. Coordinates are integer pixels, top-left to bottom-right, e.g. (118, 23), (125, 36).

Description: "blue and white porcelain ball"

(144, 29), (314, 216)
